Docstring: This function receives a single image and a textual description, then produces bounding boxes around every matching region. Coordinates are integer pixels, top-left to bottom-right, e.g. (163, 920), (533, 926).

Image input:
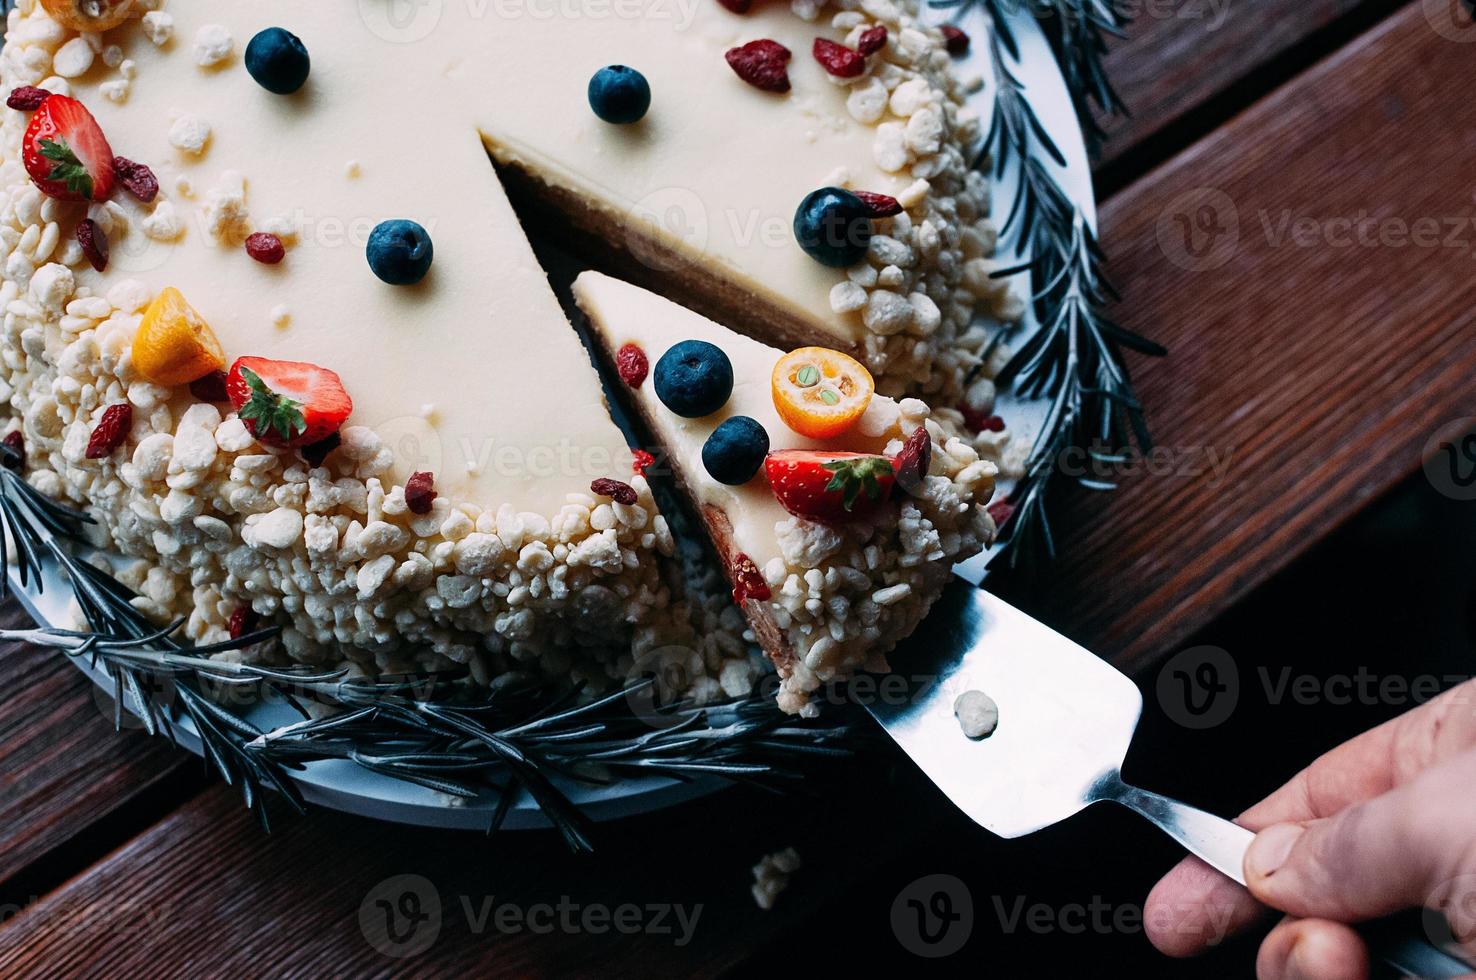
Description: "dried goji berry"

(112, 156), (159, 203)
(228, 606), (258, 640)
(591, 477), (637, 506)
(941, 25), (970, 56)
(245, 232), (285, 265)
(76, 218), (107, 272)
(189, 370), (230, 403)
(84, 403), (131, 459)
(616, 342), (649, 387)
(405, 470), (438, 513)
(725, 39), (791, 94)
(893, 425), (931, 492)
(731, 553), (771, 604)
(301, 431), (341, 468)
(1, 430), (24, 471)
(812, 38), (864, 78)
(6, 87), (48, 111)
(854, 190), (903, 218)
(857, 25), (888, 56)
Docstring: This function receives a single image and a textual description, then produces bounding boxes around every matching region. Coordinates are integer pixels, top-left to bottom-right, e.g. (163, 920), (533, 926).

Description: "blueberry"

(245, 27), (310, 95)
(588, 65), (650, 124)
(654, 340), (732, 418)
(367, 220), (433, 285)
(793, 187), (872, 267)
(702, 416), (769, 486)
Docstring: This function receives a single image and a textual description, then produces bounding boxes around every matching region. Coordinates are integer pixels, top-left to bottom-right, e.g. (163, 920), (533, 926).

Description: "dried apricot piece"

(132, 287), (226, 385)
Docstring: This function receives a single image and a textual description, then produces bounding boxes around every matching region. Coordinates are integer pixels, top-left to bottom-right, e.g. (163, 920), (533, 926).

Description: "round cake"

(0, 0), (1021, 714)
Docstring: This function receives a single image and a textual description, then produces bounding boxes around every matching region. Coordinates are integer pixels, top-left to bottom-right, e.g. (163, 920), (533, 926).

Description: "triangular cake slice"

(575, 272), (997, 714)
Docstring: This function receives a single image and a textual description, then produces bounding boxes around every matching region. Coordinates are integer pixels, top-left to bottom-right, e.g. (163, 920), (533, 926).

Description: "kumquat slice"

(771, 346), (874, 439)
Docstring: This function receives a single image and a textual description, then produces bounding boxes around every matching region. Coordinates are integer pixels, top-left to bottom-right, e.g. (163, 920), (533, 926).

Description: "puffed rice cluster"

(762, 397), (997, 714)
(0, 0), (778, 699)
(0, 0), (999, 709)
(804, 0), (1023, 403)
(1, 259), (766, 689)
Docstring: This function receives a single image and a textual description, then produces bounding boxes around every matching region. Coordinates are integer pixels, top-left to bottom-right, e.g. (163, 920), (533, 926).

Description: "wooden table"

(6, 2), (1476, 975)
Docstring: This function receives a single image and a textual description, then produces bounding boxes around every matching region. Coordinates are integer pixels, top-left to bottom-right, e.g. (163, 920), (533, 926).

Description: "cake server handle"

(1096, 773), (1473, 979)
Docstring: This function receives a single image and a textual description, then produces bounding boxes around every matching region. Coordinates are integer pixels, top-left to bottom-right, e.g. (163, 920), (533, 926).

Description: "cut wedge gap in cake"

(574, 271), (999, 715)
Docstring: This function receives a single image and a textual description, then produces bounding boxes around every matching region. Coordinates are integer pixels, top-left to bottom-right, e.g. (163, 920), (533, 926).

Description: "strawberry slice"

(22, 95), (114, 202)
(227, 356), (353, 449)
(764, 450), (897, 525)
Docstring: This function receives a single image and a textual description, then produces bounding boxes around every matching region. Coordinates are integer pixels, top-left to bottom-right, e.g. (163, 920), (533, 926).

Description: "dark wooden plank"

(0, 764), (946, 978)
(999, 3), (1476, 670)
(0, 598), (189, 888)
(1097, 0), (1372, 169)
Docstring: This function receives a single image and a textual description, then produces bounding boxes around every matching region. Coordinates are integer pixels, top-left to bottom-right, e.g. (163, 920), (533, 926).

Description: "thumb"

(1243, 746), (1476, 932)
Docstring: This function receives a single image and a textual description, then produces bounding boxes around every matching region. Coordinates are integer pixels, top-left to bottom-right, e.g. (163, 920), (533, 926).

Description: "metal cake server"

(867, 579), (1471, 977)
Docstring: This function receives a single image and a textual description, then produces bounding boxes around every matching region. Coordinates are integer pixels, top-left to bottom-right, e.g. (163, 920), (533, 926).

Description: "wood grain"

(0, 599), (187, 888)
(999, 3), (1476, 670)
(1097, 0), (1370, 169)
(0, 765), (940, 978)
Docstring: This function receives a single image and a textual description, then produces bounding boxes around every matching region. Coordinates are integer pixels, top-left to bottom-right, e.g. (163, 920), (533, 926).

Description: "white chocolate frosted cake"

(0, 0), (1022, 713)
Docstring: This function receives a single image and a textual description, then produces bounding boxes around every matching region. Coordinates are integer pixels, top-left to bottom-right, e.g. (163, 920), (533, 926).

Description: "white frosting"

(51, 2), (632, 510)
(42, 0), (976, 515)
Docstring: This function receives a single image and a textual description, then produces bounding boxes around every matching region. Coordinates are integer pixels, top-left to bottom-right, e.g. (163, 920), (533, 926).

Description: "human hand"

(1144, 678), (1476, 979)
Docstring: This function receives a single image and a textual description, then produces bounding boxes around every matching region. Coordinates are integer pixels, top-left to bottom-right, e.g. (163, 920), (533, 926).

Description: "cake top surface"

(43, 1), (632, 509)
(32, 0), (982, 514)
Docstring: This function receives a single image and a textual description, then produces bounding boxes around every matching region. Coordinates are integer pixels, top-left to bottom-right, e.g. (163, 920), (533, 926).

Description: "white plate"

(8, 2), (1094, 830)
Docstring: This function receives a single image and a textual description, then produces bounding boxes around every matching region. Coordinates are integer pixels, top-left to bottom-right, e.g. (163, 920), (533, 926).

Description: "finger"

(1146, 855), (1268, 957)
(1246, 747), (1476, 923)
(1240, 678), (1476, 831)
(1257, 917), (1369, 980)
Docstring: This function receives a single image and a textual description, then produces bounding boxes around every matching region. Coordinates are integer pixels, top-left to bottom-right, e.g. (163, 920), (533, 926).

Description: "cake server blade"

(865, 578), (1471, 978)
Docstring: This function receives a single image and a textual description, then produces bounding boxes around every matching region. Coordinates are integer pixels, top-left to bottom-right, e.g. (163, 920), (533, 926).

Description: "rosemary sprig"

(933, 0), (1164, 569)
(0, 442), (866, 846)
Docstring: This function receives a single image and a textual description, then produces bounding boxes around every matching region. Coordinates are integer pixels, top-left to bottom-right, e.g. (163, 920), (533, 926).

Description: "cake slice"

(574, 272), (997, 714)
